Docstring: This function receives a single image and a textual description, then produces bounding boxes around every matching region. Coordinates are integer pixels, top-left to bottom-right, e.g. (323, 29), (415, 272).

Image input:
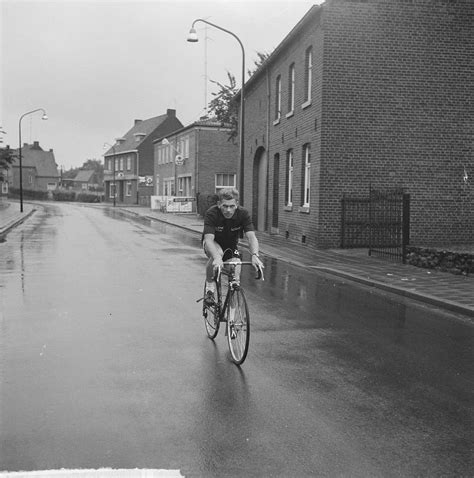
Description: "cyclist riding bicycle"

(202, 187), (263, 305)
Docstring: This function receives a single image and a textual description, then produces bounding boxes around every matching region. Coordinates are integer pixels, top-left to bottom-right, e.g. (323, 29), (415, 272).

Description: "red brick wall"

(243, 0), (473, 248)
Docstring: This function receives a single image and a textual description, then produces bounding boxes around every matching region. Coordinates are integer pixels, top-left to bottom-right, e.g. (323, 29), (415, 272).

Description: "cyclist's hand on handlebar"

(251, 254), (264, 280)
(212, 257), (224, 274)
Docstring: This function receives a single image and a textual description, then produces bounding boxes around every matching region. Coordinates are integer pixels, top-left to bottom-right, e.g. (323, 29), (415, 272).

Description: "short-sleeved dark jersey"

(202, 205), (254, 251)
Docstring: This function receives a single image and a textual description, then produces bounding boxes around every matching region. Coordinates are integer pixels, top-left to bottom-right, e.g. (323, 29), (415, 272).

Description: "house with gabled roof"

(103, 109), (183, 206)
(72, 169), (102, 192)
(9, 141), (59, 192)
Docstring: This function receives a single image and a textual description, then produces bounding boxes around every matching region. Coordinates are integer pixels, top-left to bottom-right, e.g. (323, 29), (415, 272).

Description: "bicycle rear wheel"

(202, 281), (220, 339)
(226, 288), (250, 365)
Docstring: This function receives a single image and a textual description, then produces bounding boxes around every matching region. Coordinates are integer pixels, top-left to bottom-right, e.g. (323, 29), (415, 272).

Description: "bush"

(8, 187), (48, 200)
(53, 190), (76, 201)
(406, 246), (474, 276)
(76, 192), (101, 203)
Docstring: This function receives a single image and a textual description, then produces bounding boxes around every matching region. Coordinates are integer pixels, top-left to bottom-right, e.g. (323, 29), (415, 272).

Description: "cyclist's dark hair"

(218, 188), (239, 202)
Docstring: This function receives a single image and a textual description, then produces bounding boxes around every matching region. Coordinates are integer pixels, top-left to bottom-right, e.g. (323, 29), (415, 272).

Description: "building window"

(302, 144), (311, 207)
(285, 149), (293, 207)
(115, 158), (119, 171)
(177, 176), (192, 196)
(215, 173), (236, 192)
(275, 75), (282, 122)
(304, 46), (312, 104)
(110, 183), (116, 198)
(163, 178), (175, 196)
(119, 158), (124, 171)
(127, 156), (132, 171)
(288, 63), (295, 114)
(108, 159), (113, 171)
(126, 181), (132, 196)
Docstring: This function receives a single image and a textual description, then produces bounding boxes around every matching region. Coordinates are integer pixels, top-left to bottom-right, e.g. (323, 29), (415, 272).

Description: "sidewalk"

(1, 202), (473, 319)
(0, 201), (36, 238)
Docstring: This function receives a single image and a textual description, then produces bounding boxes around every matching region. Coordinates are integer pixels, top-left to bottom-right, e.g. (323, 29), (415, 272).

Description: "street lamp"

(18, 108), (48, 212)
(103, 142), (116, 207)
(187, 19), (246, 204)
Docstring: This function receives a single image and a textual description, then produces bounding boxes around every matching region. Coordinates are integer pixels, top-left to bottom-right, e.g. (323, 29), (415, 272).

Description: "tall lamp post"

(103, 142), (116, 207)
(18, 108), (48, 212)
(187, 19), (246, 204)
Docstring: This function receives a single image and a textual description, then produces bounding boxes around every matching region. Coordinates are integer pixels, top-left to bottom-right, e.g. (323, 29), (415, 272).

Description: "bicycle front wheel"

(202, 281), (220, 339)
(226, 288), (250, 365)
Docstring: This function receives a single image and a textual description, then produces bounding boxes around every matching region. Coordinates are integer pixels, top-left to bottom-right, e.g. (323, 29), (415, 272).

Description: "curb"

(0, 208), (36, 239)
(312, 267), (474, 319)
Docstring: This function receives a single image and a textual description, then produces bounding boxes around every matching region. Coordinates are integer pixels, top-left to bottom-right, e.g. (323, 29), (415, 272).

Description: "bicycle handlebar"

(215, 261), (264, 281)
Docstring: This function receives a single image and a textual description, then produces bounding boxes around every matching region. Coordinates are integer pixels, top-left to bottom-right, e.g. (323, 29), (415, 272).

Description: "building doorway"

(252, 147), (268, 231)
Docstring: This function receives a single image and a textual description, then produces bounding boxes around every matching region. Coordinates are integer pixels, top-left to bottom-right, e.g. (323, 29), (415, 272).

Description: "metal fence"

(341, 188), (410, 263)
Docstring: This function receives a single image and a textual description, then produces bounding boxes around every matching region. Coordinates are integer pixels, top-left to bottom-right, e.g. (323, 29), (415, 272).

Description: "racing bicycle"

(198, 258), (264, 365)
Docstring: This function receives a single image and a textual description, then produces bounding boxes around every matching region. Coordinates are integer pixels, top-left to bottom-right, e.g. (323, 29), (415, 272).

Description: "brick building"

(104, 109), (183, 206)
(242, 0), (473, 248)
(153, 117), (238, 214)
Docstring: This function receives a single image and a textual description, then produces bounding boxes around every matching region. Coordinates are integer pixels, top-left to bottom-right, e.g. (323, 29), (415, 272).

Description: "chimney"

(167, 109), (176, 117)
(49, 149), (54, 152)
(32, 141), (40, 149)
(134, 119), (142, 125)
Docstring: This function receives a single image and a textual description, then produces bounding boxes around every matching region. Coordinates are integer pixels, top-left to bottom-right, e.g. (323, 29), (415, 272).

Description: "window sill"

(285, 110), (294, 119)
(284, 205), (293, 212)
(299, 206), (310, 214)
(301, 99), (312, 110)
(273, 118), (281, 126)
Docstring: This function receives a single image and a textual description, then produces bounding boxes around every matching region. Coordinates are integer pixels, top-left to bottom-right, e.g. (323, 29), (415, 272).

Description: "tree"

(247, 51), (271, 77)
(0, 146), (16, 182)
(208, 71), (239, 143)
(207, 51), (272, 142)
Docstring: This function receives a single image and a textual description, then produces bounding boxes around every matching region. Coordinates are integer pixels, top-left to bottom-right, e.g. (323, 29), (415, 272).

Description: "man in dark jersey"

(202, 188), (263, 303)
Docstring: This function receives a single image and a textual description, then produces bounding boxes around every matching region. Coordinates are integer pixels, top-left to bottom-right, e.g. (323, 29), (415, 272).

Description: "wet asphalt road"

(0, 203), (472, 477)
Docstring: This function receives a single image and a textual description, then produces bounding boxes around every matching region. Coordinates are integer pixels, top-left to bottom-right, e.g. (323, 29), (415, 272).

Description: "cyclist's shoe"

(204, 290), (215, 307)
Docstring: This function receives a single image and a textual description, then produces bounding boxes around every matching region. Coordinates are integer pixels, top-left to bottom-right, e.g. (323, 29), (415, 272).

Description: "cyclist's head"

(218, 188), (239, 202)
(217, 188), (239, 219)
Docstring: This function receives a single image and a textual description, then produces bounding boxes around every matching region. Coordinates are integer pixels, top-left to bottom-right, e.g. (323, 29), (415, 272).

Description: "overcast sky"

(1, 0), (322, 170)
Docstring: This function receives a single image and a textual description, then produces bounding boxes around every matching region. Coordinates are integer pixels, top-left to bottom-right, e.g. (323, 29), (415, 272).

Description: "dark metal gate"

(368, 188), (410, 262)
(341, 188), (410, 263)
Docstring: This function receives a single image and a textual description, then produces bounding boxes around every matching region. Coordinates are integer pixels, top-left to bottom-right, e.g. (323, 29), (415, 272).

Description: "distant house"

(103, 109), (183, 206)
(72, 169), (102, 192)
(152, 117), (238, 215)
(9, 141), (59, 192)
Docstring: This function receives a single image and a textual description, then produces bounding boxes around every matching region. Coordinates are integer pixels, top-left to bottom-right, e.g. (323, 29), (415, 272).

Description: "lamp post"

(187, 19), (246, 204)
(103, 142), (116, 207)
(18, 108), (48, 212)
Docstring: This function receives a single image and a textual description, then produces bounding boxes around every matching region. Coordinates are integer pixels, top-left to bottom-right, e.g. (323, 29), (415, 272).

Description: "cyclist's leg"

(224, 249), (242, 284)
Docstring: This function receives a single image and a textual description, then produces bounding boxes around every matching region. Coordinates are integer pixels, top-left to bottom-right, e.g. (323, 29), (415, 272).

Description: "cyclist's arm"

(204, 233), (224, 268)
(245, 231), (264, 269)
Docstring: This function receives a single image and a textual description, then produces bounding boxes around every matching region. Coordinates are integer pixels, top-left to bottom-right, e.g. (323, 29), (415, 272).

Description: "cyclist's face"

(219, 198), (238, 219)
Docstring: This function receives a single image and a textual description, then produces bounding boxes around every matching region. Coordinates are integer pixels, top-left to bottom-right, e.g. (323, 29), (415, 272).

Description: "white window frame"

(303, 144), (311, 207)
(286, 150), (293, 207)
(303, 46), (313, 107)
(119, 158), (124, 171)
(215, 173), (236, 192)
(127, 156), (132, 171)
(287, 63), (295, 116)
(126, 181), (132, 196)
(274, 75), (281, 123)
(177, 175), (192, 196)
